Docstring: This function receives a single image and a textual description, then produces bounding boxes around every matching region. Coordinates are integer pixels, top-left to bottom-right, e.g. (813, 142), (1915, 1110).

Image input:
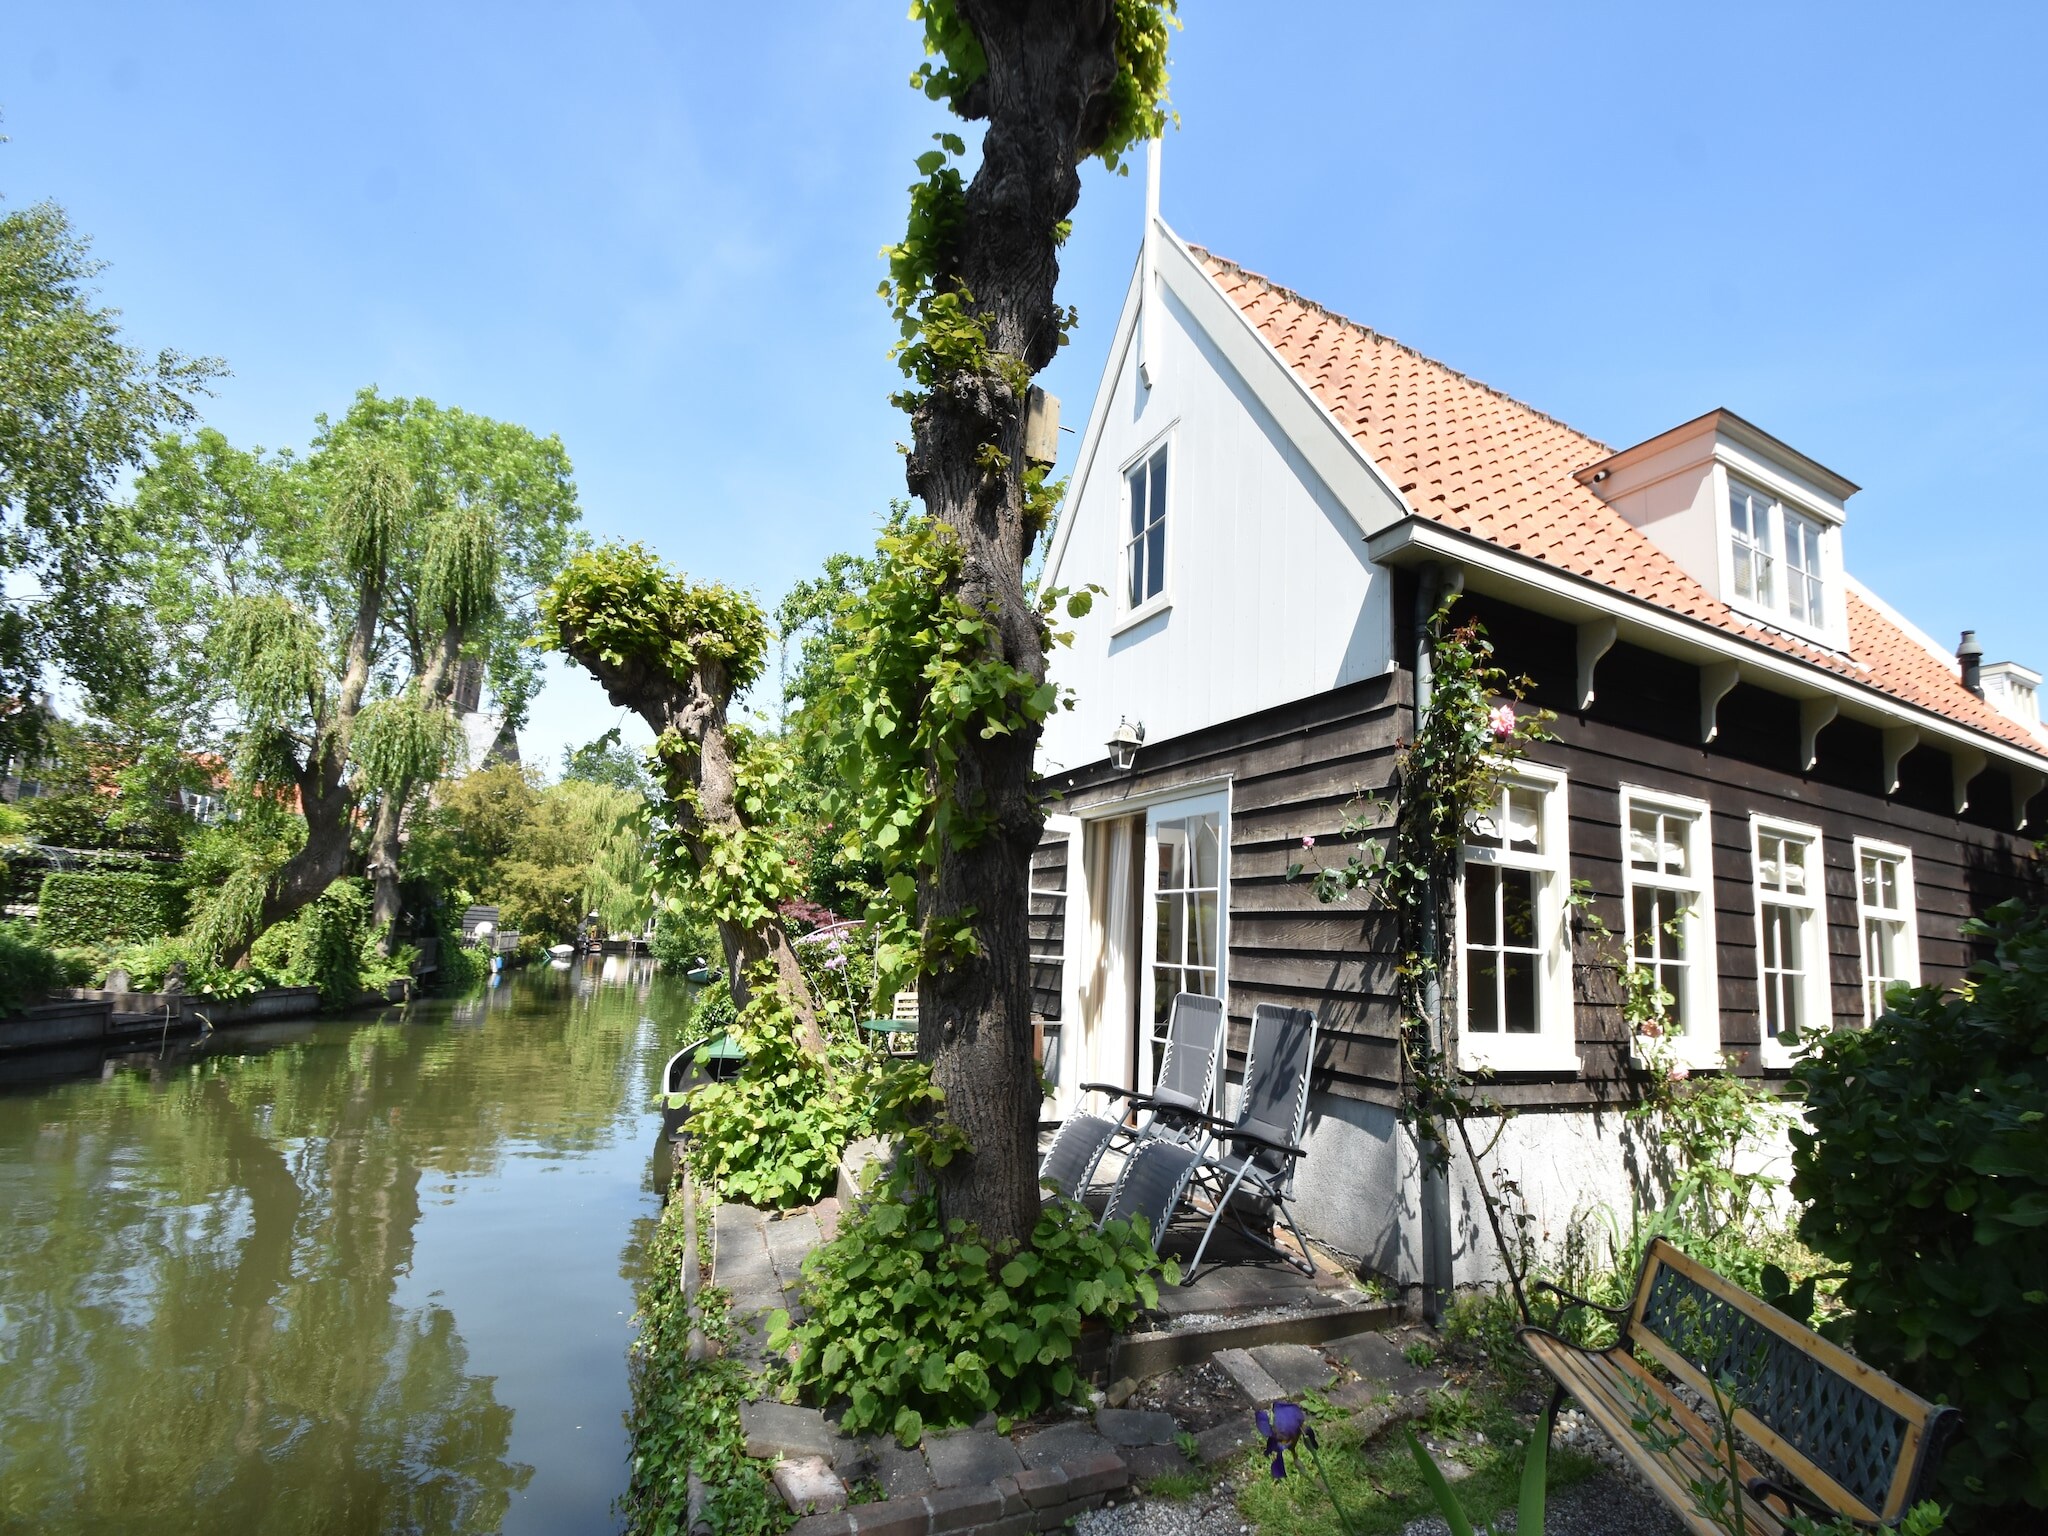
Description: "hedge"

(37, 871), (187, 950)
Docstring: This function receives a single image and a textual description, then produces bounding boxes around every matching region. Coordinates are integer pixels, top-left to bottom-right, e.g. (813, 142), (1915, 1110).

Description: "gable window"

(1854, 839), (1919, 1022)
(1124, 444), (1168, 611)
(1752, 818), (1825, 1062)
(1729, 483), (1776, 609)
(1622, 788), (1721, 1068)
(1783, 510), (1825, 627)
(1457, 764), (1577, 1072)
(1726, 476), (1832, 637)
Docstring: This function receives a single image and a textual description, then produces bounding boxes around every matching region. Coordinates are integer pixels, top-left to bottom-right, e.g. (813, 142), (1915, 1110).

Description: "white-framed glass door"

(1138, 792), (1228, 1093)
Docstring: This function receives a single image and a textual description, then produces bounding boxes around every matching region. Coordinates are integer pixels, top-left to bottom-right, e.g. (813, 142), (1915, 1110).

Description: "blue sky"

(7, 3), (2043, 770)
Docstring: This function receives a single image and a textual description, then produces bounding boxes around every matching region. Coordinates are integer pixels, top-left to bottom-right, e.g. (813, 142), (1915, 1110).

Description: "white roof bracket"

(1576, 619), (1617, 712)
(1700, 662), (1741, 744)
(2016, 769), (2047, 831)
(1799, 697), (1839, 773)
(1951, 746), (1988, 815)
(1882, 727), (1920, 796)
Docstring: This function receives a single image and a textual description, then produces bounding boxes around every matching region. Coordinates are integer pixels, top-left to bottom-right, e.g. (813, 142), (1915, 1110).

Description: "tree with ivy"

(542, 542), (827, 1057)
(859, 0), (1176, 1250)
(0, 196), (222, 761)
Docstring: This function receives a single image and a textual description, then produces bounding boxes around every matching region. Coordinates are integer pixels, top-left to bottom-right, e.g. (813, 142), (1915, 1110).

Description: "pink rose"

(1301, 835), (1316, 850)
(1669, 1061), (1690, 1082)
(1489, 704), (1517, 740)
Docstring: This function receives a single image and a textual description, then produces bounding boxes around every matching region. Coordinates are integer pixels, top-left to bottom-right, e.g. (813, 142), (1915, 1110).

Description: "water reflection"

(0, 960), (697, 1536)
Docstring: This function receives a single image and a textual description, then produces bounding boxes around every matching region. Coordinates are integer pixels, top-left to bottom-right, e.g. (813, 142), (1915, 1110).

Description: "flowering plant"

(1255, 1401), (1358, 1535)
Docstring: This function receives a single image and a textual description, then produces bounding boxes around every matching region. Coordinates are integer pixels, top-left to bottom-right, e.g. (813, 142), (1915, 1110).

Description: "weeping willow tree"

(542, 541), (827, 1057)
(314, 389), (581, 948)
(127, 392), (580, 965)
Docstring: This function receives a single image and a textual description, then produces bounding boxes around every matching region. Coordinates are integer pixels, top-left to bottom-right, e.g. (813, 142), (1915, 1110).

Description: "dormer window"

(1726, 476), (1830, 636)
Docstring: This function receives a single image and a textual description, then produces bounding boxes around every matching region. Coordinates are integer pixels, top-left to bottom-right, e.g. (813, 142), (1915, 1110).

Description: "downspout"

(1414, 562), (1454, 1324)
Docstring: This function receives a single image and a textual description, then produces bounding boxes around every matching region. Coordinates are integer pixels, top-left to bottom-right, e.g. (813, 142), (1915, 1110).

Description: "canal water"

(0, 958), (700, 1536)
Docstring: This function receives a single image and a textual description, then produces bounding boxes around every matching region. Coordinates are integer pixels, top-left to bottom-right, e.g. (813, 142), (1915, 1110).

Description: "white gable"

(1038, 226), (1405, 774)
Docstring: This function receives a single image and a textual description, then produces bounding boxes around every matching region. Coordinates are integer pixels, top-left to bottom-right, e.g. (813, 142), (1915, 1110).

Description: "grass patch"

(1143, 1468), (1214, 1500)
(1234, 1384), (1598, 1536)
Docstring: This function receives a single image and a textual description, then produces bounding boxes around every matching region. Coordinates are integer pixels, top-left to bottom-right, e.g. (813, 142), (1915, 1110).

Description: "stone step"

(1113, 1297), (1399, 1381)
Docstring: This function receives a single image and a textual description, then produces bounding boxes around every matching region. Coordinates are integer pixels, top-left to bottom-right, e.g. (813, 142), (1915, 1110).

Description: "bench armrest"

(1533, 1280), (1630, 1327)
(1745, 1474), (1880, 1531)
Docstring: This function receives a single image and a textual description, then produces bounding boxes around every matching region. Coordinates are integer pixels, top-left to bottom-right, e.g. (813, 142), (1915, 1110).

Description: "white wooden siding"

(1039, 271), (1396, 774)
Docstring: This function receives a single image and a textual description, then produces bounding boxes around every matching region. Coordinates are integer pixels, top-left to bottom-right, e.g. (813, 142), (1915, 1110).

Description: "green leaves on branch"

(769, 1185), (1173, 1441)
(419, 502), (501, 631)
(352, 691), (467, 795)
(821, 516), (1087, 994)
(1791, 898), (2048, 1519)
(214, 593), (330, 725)
(330, 442), (409, 580)
(540, 541), (768, 700)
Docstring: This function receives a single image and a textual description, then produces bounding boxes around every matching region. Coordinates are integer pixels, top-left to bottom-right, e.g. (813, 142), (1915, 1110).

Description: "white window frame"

(1136, 788), (1228, 1094)
(1454, 761), (1579, 1073)
(1750, 816), (1828, 1067)
(1853, 837), (1920, 1023)
(1721, 472), (1837, 646)
(1115, 429), (1174, 631)
(1620, 786), (1723, 1070)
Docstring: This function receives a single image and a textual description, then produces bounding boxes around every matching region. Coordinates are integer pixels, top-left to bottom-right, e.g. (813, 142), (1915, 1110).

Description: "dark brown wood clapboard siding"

(1041, 671), (1410, 1107)
(1034, 593), (2047, 1112)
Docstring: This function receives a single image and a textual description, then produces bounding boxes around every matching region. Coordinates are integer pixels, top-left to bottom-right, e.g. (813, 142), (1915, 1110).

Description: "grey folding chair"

(1100, 1002), (1318, 1282)
(1039, 992), (1225, 1201)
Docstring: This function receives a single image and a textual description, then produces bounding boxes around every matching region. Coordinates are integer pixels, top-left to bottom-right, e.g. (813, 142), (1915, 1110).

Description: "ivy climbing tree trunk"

(902, 1), (1166, 1254)
(547, 572), (829, 1060)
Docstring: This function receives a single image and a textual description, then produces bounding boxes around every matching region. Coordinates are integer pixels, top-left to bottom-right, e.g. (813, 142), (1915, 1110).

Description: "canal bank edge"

(0, 980), (416, 1053)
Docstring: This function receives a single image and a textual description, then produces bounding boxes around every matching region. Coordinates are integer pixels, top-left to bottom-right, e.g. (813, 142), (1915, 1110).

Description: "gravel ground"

(1396, 1473), (1686, 1534)
(1072, 1468), (1685, 1536)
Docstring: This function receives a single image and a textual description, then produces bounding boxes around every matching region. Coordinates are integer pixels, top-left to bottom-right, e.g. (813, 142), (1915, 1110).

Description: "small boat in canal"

(549, 942), (576, 960)
(657, 1029), (744, 1140)
(681, 959), (713, 985)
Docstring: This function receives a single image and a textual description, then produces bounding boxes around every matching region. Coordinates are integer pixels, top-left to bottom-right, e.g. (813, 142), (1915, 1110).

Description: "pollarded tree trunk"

(551, 621), (828, 1059)
(907, 2), (1132, 1254)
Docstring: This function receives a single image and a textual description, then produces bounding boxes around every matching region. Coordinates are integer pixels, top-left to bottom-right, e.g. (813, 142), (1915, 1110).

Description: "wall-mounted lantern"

(1106, 717), (1146, 772)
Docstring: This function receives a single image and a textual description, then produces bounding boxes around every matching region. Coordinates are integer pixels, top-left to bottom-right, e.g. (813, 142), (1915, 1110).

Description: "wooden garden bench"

(1518, 1237), (1959, 1534)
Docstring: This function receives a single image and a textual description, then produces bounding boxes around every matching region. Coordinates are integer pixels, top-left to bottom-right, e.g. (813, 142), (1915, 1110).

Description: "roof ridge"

(1189, 244), (1615, 459)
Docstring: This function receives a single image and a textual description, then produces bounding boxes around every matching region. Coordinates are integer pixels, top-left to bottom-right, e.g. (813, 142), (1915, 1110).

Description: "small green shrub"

(36, 870), (185, 949)
(103, 935), (272, 1001)
(1792, 898), (2048, 1522)
(288, 879), (370, 1007)
(0, 921), (85, 1013)
(682, 986), (872, 1207)
(621, 1172), (782, 1535)
(772, 1186), (1174, 1442)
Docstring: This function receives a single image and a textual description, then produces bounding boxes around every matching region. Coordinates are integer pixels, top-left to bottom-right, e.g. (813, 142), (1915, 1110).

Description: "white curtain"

(1075, 815), (1139, 1111)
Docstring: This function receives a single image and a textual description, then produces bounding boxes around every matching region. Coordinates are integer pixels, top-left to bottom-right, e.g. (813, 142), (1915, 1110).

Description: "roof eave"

(1367, 516), (2048, 801)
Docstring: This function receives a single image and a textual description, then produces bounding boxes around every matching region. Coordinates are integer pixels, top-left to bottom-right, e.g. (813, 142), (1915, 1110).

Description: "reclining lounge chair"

(1099, 1002), (1318, 1282)
(1038, 991), (1225, 1201)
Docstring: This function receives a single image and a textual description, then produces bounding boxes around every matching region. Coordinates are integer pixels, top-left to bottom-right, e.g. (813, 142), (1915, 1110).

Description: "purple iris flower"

(1255, 1400), (1318, 1480)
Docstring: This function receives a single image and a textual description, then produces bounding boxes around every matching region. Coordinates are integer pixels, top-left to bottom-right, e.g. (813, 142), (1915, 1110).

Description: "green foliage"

(823, 516), (1088, 992)
(681, 985), (872, 1208)
(36, 870), (185, 949)
(289, 879), (370, 1008)
(620, 1180), (783, 1536)
(186, 867), (268, 969)
(1791, 898), (2048, 1520)
(0, 199), (221, 756)
(772, 1187), (1171, 1441)
(541, 542), (769, 704)
(560, 728), (653, 796)
(99, 934), (267, 1000)
(351, 691), (466, 795)
(0, 921), (87, 1013)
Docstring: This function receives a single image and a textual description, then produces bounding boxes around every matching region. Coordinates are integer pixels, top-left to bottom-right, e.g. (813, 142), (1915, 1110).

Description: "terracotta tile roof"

(1194, 248), (2048, 763)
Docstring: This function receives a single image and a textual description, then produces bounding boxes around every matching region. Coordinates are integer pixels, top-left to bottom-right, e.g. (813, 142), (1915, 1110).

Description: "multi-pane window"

(1623, 790), (1719, 1065)
(1124, 445), (1168, 611)
(1147, 805), (1222, 1085)
(1729, 482), (1776, 609)
(1727, 476), (1832, 636)
(1753, 819), (1823, 1056)
(1459, 768), (1575, 1070)
(1856, 841), (1918, 1022)
(1784, 511), (1825, 627)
